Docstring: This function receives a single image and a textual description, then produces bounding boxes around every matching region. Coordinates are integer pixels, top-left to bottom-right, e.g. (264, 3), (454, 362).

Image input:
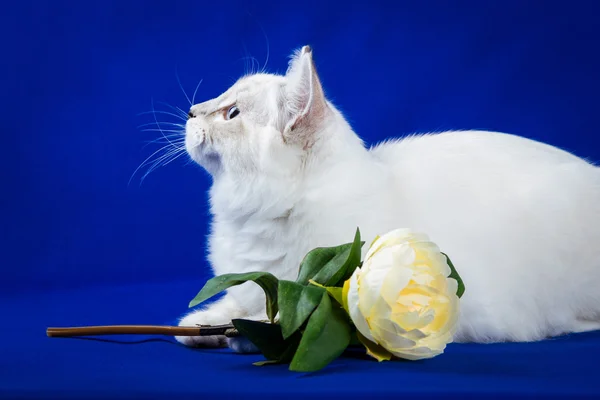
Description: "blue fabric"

(2, 282), (600, 399)
(2, 0), (600, 398)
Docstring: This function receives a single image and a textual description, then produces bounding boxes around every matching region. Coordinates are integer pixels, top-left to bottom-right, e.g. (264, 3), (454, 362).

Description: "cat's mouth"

(184, 120), (222, 171)
(188, 129), (205, 148)
(185, 119), (208, 152)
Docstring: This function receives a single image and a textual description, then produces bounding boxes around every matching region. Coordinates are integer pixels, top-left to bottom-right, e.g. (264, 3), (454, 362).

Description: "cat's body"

(177, 46), (600, 349)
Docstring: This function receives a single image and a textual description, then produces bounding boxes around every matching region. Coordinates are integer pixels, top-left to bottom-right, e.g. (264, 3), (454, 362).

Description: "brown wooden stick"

(46, 324), (239, 338)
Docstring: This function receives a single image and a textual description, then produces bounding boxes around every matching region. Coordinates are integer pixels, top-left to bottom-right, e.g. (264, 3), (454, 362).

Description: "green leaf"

(289, 293), (352, 372)
(441, 252), (465, 298)
(253, 360), (280, 366)
(232, 319), (286, 360)
(308, 280), (345, 307)
(275, 332), (303, 363)
(296, 245), (348, 285)
(278, 280), (324, 339)
(297, 228), (364, 287)
(349, 332), (361, 347)
(189, 272), (279, 322)
(337, 228), (364, 284)
(232, 319), (301, 363)
(325, 286), (345, 306)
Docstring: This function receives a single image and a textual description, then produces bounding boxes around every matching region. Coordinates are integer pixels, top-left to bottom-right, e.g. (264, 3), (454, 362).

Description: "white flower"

(344, 229), (460, 360)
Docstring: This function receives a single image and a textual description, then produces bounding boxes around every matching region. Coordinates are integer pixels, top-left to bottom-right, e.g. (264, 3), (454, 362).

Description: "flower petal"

(403, 329), (427, 341)
(370, 318), (417, 350)
(349, 228), (459, 362)
(379, 265), (413, 306)
(358, 265), (389, 316)
(341, 278), (350, 313)
(365, 229), (430, 262)
(446, 277), (459, 297)
(347, 268), (375, 342)
(390, 345), (441, 361)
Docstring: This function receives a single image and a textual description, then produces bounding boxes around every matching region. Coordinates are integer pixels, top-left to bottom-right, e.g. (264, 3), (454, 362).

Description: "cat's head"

(185, 46), (355, 178)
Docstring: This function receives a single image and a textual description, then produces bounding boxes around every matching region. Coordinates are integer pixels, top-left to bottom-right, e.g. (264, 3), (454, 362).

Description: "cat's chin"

(185, 137), (220, 171)
(190, 150), (222, 176)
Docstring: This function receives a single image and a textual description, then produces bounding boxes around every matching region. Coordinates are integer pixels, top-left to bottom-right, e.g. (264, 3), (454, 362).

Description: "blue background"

(2, 0), (600, 398)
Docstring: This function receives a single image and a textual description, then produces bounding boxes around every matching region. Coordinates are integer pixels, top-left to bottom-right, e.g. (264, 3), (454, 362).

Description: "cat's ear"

(282, 45), (328, 142)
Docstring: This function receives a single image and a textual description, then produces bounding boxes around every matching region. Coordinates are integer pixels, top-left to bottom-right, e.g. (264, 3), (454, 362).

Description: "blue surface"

(2, 281), (600, 399)
(2, 0), (600, 398)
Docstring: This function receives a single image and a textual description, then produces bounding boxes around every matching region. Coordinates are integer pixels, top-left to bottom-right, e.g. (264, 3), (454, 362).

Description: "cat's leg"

(176, 294), (244, 347)
(176, 283), (267, 351)
(225, 311), (266, 354)
(223, 284), (268, 354)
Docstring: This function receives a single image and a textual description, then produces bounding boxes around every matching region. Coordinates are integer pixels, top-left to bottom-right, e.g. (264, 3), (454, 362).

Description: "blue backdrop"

(2, 1), (600, 398)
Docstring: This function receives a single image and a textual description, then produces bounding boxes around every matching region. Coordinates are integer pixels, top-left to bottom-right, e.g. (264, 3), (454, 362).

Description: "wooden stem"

(46, 324), (239, 338)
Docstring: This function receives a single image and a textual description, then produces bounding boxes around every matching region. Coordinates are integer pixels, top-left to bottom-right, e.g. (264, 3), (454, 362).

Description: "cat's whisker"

(137, 110), (187, 122)
(175, 106), (189, 119)
(156, 101), (189, 120)
(241, 43), (251, 76)
(160, 148), (188, 167)
(129, 143), (181, 186)
(243, 8), (270, 73)
(145, 140), (185, 147)
(132, 94), (190, 183)
(137, 121), (185, 129)
(140, 144), (186, 172)
(148, 146), (185, 166)
(242, 56), (249, 76)
(144, 137), (185, 145)
(175, 69), (192, 106)
(139, 146), (188, 183)
(144, 134), (185, 140)
(259, 23), (270, 73)
(140, 128), (185, 134)
(143, 137), (185, 148)
(239, 42), (261, 77)
(191, 79), (203, 106)
(143, 145), (184, 165)
(253, 57), (260, 75)
(151, 99), (180, 150)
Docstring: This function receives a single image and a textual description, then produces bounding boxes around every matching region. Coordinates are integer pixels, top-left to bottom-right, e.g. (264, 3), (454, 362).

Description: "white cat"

(177, 45), (600, 352)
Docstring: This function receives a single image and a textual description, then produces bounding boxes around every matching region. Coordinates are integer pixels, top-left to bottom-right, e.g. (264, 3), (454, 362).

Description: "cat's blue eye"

(226, 105), (240, 120)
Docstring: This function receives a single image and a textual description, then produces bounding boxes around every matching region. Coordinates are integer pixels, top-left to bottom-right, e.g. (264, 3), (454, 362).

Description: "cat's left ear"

(282, 45), (328, 141)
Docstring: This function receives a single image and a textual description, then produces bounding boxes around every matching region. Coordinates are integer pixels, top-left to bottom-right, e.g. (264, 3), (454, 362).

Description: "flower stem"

(46, 324), (239, 338)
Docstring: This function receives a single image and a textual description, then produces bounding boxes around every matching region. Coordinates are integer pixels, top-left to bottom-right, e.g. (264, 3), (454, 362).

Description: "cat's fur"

(177, 45), (600, 350)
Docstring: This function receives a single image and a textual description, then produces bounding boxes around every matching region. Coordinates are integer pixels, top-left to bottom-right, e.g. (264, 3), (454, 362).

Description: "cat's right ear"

(281, 45), (328, 146)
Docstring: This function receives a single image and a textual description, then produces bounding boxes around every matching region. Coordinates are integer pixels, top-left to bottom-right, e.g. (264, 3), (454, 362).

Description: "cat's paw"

(176, 334), (227, 348)
(226, 336), (261, 354)
(176, 310), (228, 348)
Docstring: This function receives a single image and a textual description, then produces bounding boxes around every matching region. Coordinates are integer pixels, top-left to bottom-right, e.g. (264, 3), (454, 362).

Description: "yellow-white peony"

(344, 229), (460, 361)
